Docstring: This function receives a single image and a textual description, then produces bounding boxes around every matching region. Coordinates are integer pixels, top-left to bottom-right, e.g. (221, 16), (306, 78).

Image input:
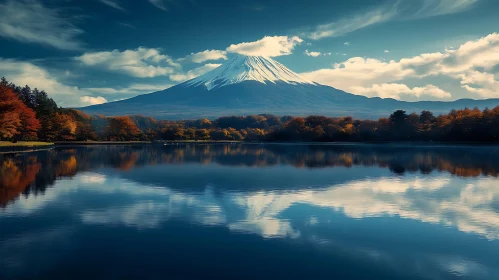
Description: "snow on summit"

(185, 55), (317, 90)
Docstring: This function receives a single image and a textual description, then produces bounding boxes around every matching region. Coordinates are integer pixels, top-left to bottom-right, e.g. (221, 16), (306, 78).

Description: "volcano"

(81, 55), (499, 119)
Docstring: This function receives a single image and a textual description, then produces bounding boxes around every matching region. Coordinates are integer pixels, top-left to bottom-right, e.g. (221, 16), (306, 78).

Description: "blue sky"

(0, 0), (498, 106)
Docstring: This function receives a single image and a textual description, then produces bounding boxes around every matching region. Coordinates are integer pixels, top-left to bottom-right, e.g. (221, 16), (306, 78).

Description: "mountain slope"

(81, 55), (499, 119)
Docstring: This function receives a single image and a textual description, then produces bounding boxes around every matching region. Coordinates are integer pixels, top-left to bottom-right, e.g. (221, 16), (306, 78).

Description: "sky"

(0, 0), (498, 107)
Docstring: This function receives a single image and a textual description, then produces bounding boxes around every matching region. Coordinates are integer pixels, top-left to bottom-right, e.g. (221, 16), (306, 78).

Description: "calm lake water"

(1, 144), (499, 280)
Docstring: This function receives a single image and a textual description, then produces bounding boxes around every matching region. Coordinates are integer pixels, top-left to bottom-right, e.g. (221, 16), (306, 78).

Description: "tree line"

(3, 144), (499, 206)
(1, 77), (499, 143)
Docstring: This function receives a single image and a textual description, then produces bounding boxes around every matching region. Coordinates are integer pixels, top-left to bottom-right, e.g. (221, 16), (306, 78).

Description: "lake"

(1, 144), (499, 279)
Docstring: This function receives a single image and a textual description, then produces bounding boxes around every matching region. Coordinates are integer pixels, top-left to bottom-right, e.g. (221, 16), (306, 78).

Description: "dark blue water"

(1, 144), (499, 279)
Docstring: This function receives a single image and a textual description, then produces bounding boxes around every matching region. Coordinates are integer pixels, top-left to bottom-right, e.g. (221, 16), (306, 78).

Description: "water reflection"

(1, 144), (499, 279)
(2, 144), (499, 206)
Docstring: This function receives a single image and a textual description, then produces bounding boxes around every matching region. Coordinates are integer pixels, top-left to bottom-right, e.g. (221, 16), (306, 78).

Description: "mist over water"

(1, 144), (499, 279)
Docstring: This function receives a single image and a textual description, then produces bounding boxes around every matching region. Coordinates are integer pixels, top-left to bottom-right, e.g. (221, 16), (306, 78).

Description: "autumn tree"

(104, 116), (142, 141)
(210, 129), (230, 140)
(244, 128), (265, 141)
(18, 104), (40, 140)
(0, 85), (40, 140)
(195, 129), (211, 140)
(52, 113), (78, 140)
(196, 118), (213, 129)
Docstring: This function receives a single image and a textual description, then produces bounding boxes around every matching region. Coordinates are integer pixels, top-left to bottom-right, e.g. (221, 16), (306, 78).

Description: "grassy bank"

(54, 141), (152, 145)
(0, 141), (55, 154)
(54, 140), (243, 145)
(0, 141), (54, 147)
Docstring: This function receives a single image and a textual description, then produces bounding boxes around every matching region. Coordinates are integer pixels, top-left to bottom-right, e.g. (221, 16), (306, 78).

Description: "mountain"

(186, 55), (316, 89)
(81, 55), (499, 119)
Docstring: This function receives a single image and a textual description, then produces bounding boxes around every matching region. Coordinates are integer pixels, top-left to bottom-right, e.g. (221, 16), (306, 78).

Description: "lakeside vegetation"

(2, 77), (499, 144)
(3, 144), (499, 206)
(0, 141), (53, 147)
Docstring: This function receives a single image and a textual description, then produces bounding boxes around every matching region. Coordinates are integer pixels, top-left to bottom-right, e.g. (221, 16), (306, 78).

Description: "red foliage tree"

(0, 85), (40, 140)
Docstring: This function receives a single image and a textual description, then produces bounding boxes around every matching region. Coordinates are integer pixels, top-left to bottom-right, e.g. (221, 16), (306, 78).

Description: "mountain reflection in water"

(1, 144), (499, 280)
(2, 144), (499, 207)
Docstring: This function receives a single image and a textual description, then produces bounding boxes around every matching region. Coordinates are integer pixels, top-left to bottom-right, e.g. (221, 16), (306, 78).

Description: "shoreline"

(54, 141), (152, 146)
(0, 142), (55, 154)
(56, 140), (499, 148)
(2, 140), (499, 154)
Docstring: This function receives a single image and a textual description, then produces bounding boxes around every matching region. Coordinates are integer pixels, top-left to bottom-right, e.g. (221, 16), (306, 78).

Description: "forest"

(1, 77), (499, 143)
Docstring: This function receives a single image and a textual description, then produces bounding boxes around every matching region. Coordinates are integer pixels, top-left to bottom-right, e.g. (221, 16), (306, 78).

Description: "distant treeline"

(4, 144), (499, 206)
(1, 77), (499, 143)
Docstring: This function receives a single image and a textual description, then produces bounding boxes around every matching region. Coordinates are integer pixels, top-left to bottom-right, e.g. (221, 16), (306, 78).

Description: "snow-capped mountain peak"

(185, 55), (317, 90)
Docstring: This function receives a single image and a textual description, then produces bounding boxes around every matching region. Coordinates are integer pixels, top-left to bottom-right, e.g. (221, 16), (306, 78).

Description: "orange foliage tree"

(53, 112), (78, 140)
(104, 116), (142, 141)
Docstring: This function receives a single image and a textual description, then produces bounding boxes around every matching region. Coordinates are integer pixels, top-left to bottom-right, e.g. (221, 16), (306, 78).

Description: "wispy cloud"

(0, 0), (84, 50)
(410, 0), (480, 18)
(169, 63), (221, 82)
(149, 0), (168, 11)
(118, 22), (136, 29)
(306, 5), (397, 40)
(245, 5), (265, 11)
(84, 83), (173, 96)
(99, 0), (126, 12)
(306, 0), (481, 40)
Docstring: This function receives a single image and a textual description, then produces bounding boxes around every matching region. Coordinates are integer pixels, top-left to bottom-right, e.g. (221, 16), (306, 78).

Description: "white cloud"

(76, 47), (178, 78)
(226, 36), (303, 57)
(0, 58), (91, 107)
(79, 96), (108, 105)
(459, 71), (499, 98)
(350, 83), (452, 100)
(99, 0), (126, 12)
(302, 57), (415, 90)
(384, 50), (390, 53)
(302, 32), (499, 100)
(432, 33), (499, 75)
(305, 50), (321, 57)
(0, 0), (83, 50)
(0, 58), (157, 106)
(149, 0), (168, 11)
(344, 42), (350, 46)
(184, 49), (228, 63)
(169, 63), (221, 82)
